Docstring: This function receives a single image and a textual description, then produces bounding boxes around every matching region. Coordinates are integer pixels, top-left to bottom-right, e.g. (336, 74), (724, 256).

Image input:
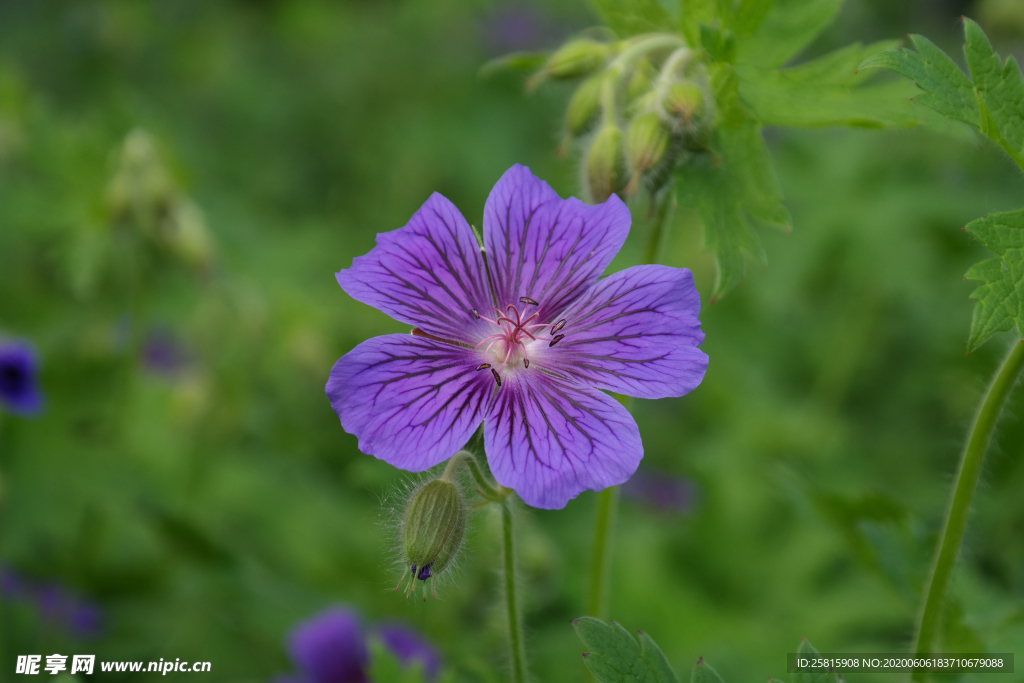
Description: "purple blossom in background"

(0, 566), (102, 638)
(141, 329), (187, 376)
(0, 341), (43, 416)
(276, 607), (440, 683)
(375, 622), (440, 680)
(622, 468), (698, 514)
(326, 165), (708, 509)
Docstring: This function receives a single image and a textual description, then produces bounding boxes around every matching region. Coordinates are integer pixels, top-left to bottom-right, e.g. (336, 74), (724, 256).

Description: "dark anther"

(549, 334), (565, 347)
(476, 362), (492, 371)
(410, 563), (417, 575)
(417, 562), (434, 581)
(551, 319), (567, 333)
(519, 296), (539, 306)
(490, 368), (502, 386)
(524, 359), (530, 369)
(470, 309), (480, 319)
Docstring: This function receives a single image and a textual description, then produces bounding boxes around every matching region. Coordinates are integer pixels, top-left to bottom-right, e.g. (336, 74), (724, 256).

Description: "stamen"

(476, 363), (492, 370)
(551, 319), (567, 333)
(519, 296), (539, 306)
(524, 359), (530, 368)
(549, 334), (565, 347)
(490, 369), (502, 386)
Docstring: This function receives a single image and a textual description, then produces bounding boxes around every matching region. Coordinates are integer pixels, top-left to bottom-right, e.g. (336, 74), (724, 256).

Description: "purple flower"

(0, 566), (102, 638)
(375, 622), (440, 680)
(327, 165), (707, 509)
(288, 608), (369, 683)
(326, 165), (707, 509)
(622, 468), (697, 514)
(279, 608), (440, 683)
(141, 329), (188, 376)
(0, 341), (43, 416)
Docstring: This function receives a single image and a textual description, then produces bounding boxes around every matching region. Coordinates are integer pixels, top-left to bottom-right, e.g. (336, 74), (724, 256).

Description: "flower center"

(471, 297), (566, 386)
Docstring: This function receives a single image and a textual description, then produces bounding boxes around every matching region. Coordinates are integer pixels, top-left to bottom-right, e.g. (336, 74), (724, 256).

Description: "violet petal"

(483, 165), (631, 323)
(483, 372), (641, 509)
(336, 193), (493, 346)
(326, 334), (492, 472)
(548, 265), (708, 399)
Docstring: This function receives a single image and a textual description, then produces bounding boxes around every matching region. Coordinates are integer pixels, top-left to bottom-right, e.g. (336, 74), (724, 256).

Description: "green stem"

(912, 340), (1024, 674)
(599, 34), (686, 126)
(502, 499), (527, 683)
(586, 486), (619, 619)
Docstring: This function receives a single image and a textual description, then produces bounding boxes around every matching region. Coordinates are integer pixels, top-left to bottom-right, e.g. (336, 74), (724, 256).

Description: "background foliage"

(1, 0), (1023, 681)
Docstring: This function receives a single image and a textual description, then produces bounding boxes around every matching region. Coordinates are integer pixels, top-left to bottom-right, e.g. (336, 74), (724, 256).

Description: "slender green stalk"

(912, 340), (1024, 676)
(585, 185), (676, 621)
(586, 486), (619, 619)
(502, 499), (527, 683)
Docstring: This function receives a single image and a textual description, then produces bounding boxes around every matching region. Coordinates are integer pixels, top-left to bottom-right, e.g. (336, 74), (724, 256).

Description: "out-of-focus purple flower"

(622, 468), (698, 514)
(0, 341), (43, 416)
(289, 608), (368, 683)
(326, 165), (708, 509)
(141, 329), (187, 376)
(0, 566), (102, 638)
(481, 5), (547, 52)
(277, 607), (441, 683)
(375, 622), (440, 680)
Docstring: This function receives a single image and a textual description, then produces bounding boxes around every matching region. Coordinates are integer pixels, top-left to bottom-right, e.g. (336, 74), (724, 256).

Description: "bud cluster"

(106, 129), (214, 270)
(534, 34), (710, 202)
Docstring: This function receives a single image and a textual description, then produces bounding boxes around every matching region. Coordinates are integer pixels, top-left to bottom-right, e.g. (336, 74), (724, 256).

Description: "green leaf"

(680, 0), (722, 47)
(691, 658), (725, 683)
(963, 17), (1024, 168)
(676, 127), (778, 301)
(573, 616), (679, 683)
(730, 0), (776, 40)
(858, 34), (980, 129)
(964, 210), (1024, 351)
(699, 23), (736, 63)
(590, 0), (675, 37)
(794, 639), (838, 683)
(367, 641), (432, 683)
(735, 0), (843, 72)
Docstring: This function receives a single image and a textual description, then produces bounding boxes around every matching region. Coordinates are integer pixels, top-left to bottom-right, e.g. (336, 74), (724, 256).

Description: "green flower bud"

(397, 479), (466, 600)
(586, 124), (623, 203)
(565, 75), (603, 137)
(664, 82), (704, 123)
(624, 112), (669, 193)
(546, 39), (609, 79)
(626, 59), (656, 103)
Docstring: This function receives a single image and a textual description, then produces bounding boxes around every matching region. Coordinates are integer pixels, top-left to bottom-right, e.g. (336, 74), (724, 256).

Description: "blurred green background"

(1, 0), (1024, 681)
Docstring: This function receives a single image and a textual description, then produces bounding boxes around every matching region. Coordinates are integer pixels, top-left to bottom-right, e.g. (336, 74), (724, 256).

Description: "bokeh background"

(2, 0), (1024, 681)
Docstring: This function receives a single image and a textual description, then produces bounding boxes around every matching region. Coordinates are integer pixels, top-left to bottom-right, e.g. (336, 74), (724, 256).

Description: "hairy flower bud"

(397, 479), (466, 600)
(664, 82), (704, 123)
(624, 112), (669, 194)
(626, 59), (656, 103)
(565, 75), (603, 137)
(546, 39), (609, 79)
(586, 125), (623, 203)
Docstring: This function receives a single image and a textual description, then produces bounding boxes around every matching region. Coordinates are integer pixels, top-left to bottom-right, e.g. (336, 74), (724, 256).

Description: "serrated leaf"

(794, 639), (838, 683)
(963, 18), (1024, 169)
(964, 210), (1024, 351)
(691, 658), (725, 683)
(858, 34), (980, 129)
(590, 0), (675, 37)
(730, 0), (776, 40)
(680, 0), (722, 47)
(676, 128), (774, 300)
(735, 0), (843, 72)
(573, 617), (680, 683)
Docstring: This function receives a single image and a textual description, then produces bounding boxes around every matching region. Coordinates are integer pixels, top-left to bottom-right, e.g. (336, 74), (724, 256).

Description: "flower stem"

(586, 485), (619, 619)
(912, 340), (1024, 673)
(502, 499), (527, 683)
